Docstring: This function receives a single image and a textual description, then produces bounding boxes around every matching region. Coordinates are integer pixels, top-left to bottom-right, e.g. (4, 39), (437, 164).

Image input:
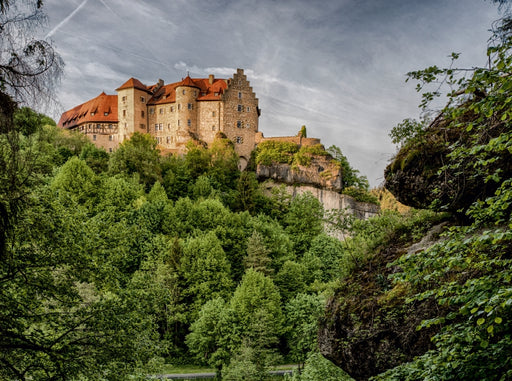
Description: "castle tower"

(116, 78), (150, 143)
(175, 75), (200, 137)
(222, 68), (260, 168)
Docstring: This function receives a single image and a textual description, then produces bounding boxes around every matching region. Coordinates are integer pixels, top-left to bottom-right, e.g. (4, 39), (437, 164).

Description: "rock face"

(384, 117), (512, 214)
(262, 182), (379, 220)
(256, 155), (343, 192)
(317, 223), (449, 381)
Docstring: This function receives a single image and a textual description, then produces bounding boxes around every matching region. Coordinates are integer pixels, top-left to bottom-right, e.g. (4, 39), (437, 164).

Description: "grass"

(159, 364), (215, 374)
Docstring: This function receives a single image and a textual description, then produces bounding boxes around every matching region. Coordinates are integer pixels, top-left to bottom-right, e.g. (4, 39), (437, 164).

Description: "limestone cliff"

(256, 154), (343, 192)
(256, 157), (379, 220)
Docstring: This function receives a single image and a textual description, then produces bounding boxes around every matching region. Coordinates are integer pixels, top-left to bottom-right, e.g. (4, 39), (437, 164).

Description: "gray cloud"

(43, 0), (501, 186)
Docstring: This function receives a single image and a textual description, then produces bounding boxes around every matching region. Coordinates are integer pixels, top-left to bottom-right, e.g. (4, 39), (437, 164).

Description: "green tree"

(109, 132), (161, 190)
(180, 231), (233, 320)
(327, 145), (369, 191)
(291, 351), (353, 381)
(50, 156), (98, 209)
(244, 230), (273, 276)
(228, 269), (284, 355)
(186, 297), (230, 371)
(284, 192), (324, 256)
(79, 142), (109, 174)
(275, 260), (307, 302)
(303, 233), (346, 282)
(285, 293), (325, 370)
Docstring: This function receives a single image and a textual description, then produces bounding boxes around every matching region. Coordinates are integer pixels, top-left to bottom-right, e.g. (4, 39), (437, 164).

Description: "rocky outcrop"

(318, 222), (449, 381)
(261, 182), (379, 220)
(256, 155), (343, 192)
(384, 114), (512, 214)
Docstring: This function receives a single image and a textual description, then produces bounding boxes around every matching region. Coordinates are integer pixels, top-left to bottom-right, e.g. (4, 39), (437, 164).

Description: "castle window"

(188, 103), (193, 110)
(109, 148), (113, 153)
(238, 105), (243, 112)
(187, 119), (191, 126)
(246, 122), (250, 129)
(109, 135), (113, 141)
(93, 134), (97, 141)
(109, 124), (113, 129)
(212, 125), (215, 131)
(168, 124), (170, 130)
(194, 91), (197, 97)
(155, 124), (158, 132)
(238, 92), (242, 99)
(178, 120), (180, 126)
(123, 110), (126, 117)
(141, 111), (145, 118)
(167, 136), (170, 143)
(171, 106), (174, 112)
(182, 89), (186, 95)
(237, 121), (242, 128)
(140, 124), (145, 129)
(149, 108), (154, 114)
(140, 96), (145, 103)
(178, 104), (181, 110)
(212, 111), (216, 117)
(247, 106), (250, 112)
(159, 123), (163, 130)
(159, 108), (163, 114)
(236, 136), (243, 144)
(97, 124), (101, 128)
(122, 96), (126, 102)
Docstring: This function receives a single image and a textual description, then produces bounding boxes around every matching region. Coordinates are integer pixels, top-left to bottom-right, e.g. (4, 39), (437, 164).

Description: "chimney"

(209, 74), (214, 85)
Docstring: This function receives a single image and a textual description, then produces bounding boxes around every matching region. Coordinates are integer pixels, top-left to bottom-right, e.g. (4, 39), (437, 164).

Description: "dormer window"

(104, 112), (108, 116)
(91, 112), (95, 116)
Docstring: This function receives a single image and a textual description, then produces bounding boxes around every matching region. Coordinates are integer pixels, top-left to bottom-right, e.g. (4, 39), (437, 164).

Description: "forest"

(2, 0), (512, 380)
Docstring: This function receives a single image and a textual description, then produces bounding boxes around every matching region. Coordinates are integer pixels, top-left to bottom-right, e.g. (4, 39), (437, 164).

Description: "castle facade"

(58, 69), (260, 167)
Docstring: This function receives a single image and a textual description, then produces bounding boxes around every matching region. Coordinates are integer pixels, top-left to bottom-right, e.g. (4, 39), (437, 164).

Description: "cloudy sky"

(42, 0), (502, 186)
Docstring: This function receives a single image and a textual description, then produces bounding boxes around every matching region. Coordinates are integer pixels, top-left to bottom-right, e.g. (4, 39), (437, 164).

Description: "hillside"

(318, 17), (512, 381)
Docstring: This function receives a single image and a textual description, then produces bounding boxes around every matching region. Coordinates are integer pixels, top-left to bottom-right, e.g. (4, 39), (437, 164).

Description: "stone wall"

(262, 181), (380, 220)
(255, 133), (321, 147)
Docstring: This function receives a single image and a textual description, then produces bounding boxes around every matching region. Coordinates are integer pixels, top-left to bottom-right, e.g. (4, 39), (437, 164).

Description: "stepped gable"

(148, 75), (227, 105)
(58, 92), (118, 129)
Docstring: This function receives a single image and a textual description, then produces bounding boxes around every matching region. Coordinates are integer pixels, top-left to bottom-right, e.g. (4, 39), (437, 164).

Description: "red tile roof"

(59, 75), (230, 127)
(148, 77), (227, 105)
(116, 77), (149, 92)
(58, 92), (118, 129)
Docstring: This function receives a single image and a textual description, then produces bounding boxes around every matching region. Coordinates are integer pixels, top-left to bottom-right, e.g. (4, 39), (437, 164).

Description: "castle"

(58, 68), (263, 168)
